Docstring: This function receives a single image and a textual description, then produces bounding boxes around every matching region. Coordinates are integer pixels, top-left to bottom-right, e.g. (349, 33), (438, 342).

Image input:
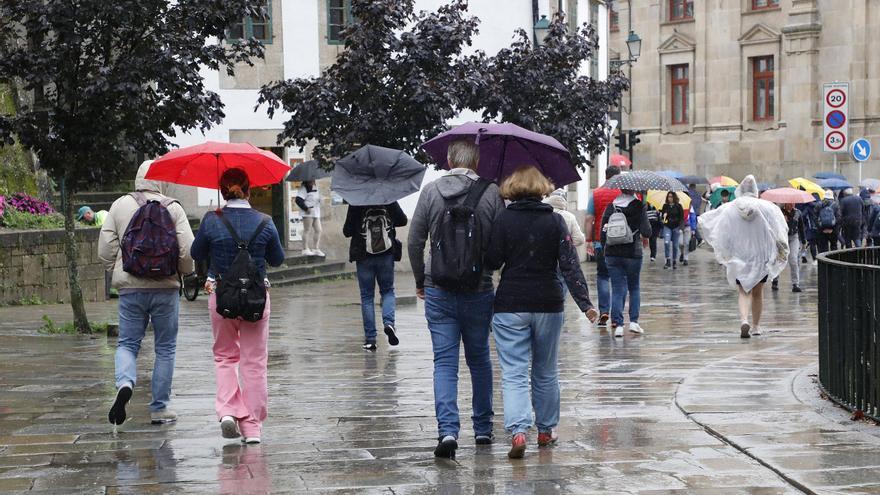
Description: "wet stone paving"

(2, 250), (880, 494)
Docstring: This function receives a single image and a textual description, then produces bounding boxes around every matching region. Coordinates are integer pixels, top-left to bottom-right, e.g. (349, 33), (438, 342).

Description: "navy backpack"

(121, 192), (180, 278)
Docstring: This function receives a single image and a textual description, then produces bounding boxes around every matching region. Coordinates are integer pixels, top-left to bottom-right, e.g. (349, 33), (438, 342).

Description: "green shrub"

(1, 208), (64, 229)
(39, 315), (109, 334)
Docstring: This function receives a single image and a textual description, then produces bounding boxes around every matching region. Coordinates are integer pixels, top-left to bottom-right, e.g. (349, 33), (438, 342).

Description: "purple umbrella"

(421, 122), (579, 187)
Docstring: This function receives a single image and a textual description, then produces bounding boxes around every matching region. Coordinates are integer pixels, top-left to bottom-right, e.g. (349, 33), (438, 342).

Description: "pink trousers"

(209, 293), (270, 438)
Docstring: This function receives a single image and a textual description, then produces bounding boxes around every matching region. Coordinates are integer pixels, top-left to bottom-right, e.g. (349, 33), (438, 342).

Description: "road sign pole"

(833, 153), (837, 173)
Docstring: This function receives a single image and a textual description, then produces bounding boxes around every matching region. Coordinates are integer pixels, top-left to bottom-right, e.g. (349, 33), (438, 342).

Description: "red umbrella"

(760, 187), (815, 204)
(609, 154), (632, 169)
(146, 141), (291, 188)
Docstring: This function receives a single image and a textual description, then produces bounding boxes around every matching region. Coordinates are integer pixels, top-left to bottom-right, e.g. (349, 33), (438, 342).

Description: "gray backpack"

(605, 207), (634, 246)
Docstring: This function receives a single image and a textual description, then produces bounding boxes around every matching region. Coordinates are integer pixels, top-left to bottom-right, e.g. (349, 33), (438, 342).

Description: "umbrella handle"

(475, 127), (486, 146)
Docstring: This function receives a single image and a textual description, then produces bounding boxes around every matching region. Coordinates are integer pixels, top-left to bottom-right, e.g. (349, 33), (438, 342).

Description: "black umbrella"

(285, 160), (331, 182)
(606, 171), (686, 192)
(677, 175), (709, 185)
(331, 145), (427, 206)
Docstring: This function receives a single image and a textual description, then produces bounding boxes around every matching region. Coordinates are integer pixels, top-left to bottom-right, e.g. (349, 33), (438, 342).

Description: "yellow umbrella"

(788, 177), (824, 198)
(646, 190), (691, 211)
(710, 176), (739, 187)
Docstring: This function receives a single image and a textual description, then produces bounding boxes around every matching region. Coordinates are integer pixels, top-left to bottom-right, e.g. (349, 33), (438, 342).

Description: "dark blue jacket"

(191, 206), (285, 279)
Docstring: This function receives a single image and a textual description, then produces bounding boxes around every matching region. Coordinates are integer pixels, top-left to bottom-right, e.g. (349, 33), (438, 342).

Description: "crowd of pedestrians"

(97, 145), (865, 461)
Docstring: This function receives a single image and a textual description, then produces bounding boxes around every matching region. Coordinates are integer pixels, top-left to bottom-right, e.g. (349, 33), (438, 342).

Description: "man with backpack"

(98, 160), (194, 426)
(839, 188), (865, 248)
(814, 190), (841, 253)
(343, 201), (408, 351)
(408, 138), (505, 459)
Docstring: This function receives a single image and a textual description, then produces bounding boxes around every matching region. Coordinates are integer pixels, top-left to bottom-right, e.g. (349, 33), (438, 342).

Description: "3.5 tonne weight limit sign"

(823, 82), (849, 153)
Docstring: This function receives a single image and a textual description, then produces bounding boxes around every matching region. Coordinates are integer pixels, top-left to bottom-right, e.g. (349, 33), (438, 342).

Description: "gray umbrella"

(606, 171), (686, 192)
(286, 160), (331, 182)
(331, 145), (427, 206)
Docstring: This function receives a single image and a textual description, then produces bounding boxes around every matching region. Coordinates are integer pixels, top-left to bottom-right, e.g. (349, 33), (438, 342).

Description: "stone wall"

(0, 228), (106, 305)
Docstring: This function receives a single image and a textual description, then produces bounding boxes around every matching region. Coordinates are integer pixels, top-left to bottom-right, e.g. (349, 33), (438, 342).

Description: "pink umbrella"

(760, 187), (815, 204)
(609, 154), (632, 169)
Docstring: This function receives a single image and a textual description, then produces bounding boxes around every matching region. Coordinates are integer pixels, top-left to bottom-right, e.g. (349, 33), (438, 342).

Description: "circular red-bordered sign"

(826, 131), (846, 151)
(826, 89), (847, 108)
(826, 110), (846, 129)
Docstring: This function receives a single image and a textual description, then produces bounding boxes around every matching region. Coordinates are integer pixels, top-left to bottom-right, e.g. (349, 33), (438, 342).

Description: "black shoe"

(475, 433), (494, 445)
(679, 255), (684, 263)
(434, 436), (458, 459)
(682, 260), (689, 266)
(109, 385), (133, 425)
(362, 341), (377, 351)
(672, 262), (677, 270)
(664, 260), (671, 270)
(384, 325), (399, 346)
(792, 285), (803, 293)
(771, 281), (779, 291)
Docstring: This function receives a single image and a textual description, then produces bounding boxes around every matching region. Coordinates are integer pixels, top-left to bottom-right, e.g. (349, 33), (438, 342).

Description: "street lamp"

(610, 30), (642, 68)
(533, 15), (551, 47)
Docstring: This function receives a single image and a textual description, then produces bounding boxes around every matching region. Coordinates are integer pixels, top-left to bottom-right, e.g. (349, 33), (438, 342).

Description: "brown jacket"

(98, 161), (194, 291)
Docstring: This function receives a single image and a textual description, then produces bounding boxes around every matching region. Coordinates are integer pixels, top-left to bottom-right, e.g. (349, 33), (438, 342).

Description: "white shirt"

(296, 186), (321, 218)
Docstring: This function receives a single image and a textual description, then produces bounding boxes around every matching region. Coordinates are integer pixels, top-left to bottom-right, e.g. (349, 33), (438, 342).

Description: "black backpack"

(215, 213), (270, 322)
(430, 179), (492, 291)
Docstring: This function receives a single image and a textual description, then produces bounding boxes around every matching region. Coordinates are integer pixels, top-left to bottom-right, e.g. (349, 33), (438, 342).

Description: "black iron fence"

(818, 247), (880, 420)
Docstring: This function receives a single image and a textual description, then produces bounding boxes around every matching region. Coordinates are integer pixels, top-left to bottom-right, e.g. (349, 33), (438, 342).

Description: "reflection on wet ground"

(0, 250), (878, 493)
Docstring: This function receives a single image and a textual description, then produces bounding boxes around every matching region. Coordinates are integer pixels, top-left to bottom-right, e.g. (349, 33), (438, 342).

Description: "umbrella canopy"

(814, 171), (847, 180)
(708, 186), (737, 208)
(760, 187), (815, 204)
(421, 122), (579, 187)
(331, 145), (426, 206)
(788, 177), (824, 198)
(709, 176), (739, 187)
(646, 190), (691, 211)
(817, 178), (852, 190)
(678, 175), (709, 185)
(757, 182), (777, 193)
(605, 171), (686, 192)
(609, 154), (632, 169)
(656, 170), (684, 179)
(860, 178), (880, 191)
(146, 141), (290, 188)
(286, 160), (331, 182)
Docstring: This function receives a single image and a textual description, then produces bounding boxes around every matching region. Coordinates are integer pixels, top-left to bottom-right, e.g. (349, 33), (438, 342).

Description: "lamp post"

(609, 30), (641, 168)
(533, 15), (551, 47)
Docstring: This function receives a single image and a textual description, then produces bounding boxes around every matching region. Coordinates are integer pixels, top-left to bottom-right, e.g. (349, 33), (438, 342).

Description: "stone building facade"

(608, 0), (880, 184)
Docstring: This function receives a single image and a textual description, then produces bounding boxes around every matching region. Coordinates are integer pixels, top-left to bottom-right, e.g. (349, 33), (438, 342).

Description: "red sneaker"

(508, 432), (527, 459)
(537, 430), (558, 446)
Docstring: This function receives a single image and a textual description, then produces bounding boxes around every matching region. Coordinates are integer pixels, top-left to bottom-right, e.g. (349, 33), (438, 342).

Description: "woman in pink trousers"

(191, 168), (285, 443)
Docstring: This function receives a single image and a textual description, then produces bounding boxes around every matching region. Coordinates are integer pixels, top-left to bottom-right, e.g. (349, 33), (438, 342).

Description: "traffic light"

(628, 130), (642, 150)
(616, 132), (628, 153)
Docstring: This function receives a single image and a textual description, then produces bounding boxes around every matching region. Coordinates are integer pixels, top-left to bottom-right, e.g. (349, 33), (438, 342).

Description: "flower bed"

(0, 193), (64, 230)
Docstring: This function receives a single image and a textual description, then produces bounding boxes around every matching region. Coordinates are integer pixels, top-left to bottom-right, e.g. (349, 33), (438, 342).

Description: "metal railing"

(818, 247), (880, 420)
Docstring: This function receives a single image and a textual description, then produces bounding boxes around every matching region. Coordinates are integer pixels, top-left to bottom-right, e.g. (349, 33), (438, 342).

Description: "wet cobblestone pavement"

(2, 250), (880, 494)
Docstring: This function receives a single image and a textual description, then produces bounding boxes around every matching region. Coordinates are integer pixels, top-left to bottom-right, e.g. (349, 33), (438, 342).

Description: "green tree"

(478, 15), (629, 169)
(258, 0), (484, 166)
(0, 0), (264, 332)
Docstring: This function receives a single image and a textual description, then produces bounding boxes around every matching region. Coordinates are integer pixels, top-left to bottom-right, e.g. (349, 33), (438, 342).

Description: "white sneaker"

(751, 326), (763, 336)
(628, 322), (645, 334)
(313, 249), (326, 257)
(614, 326), (624, 338)
(220, 416), (240, 439)
(242, 437), (261, 444)
(812, 260), (818, 266)
(302, 249), (315, 256)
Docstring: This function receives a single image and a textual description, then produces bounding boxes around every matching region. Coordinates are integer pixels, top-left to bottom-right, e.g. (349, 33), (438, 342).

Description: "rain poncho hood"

(134, 160), (168, 195)
(698, 175), (789, 292)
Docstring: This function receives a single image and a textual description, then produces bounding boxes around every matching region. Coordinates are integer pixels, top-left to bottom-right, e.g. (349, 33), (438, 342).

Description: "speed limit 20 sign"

(823, 82), (849, 153)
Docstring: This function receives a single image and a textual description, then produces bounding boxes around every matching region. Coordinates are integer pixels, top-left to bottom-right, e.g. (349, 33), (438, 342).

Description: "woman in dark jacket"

(485, 166), (598, 460)
(343, 202), (407, 350)
(660, 191), (684, 269)
(191, 168), (285, 445)
(601, 190), (652, 337)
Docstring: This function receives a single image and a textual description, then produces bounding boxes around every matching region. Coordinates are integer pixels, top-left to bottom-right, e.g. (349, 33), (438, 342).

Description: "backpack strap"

(216, 212), (246, 248)
(247, 217), (271, 247)
(462, 179), (492, 210)
(129, 192), (147, 207)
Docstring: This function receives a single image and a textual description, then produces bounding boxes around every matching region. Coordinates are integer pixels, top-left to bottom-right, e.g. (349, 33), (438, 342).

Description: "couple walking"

(408, 139), (598, 460)
(99, 162), (284, 444)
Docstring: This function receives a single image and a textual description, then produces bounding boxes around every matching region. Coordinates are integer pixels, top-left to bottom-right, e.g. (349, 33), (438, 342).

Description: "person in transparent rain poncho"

(698, 175), (789, 338)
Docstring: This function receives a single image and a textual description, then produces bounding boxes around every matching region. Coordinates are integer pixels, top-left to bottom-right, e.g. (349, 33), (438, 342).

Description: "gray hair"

(447, 138), (480, 170)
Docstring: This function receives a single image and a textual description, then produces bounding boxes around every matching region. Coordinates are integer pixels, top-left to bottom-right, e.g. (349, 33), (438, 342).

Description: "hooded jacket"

(98, 161), (195, 292)
(407, 169), (505, 292)
(544, 194), (586, 247)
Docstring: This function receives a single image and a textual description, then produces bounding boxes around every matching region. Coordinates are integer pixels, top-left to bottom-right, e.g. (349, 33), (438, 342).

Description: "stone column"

(781, 0), (821, 173)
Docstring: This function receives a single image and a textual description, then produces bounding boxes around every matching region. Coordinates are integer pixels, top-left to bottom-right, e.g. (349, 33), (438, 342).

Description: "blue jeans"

(424, 288), (494, 439)
(116, 290), (180, 412)
(356, 253), (395, 342)
(605, 256), (642, 327)
(492, 312), (564, 434)
(663, 226), (680, 262)
(595, 243), (610, 314)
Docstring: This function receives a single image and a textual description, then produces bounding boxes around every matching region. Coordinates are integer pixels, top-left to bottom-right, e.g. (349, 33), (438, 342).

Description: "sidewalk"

(0, 250), (878, 493)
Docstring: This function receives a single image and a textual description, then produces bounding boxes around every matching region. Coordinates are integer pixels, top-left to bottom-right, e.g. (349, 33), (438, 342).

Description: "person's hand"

(585, 308), (599, 323)
(204, 280), (216, 295)
(416, 288), (425, 300)
(585, 243), (595, 257)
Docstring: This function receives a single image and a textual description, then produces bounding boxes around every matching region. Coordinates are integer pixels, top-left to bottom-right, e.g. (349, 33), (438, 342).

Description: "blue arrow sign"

(852, 138), (872, 162)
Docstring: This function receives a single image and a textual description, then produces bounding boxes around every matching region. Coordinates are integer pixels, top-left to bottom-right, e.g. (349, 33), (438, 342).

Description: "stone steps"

(268, 254), (355, 287)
